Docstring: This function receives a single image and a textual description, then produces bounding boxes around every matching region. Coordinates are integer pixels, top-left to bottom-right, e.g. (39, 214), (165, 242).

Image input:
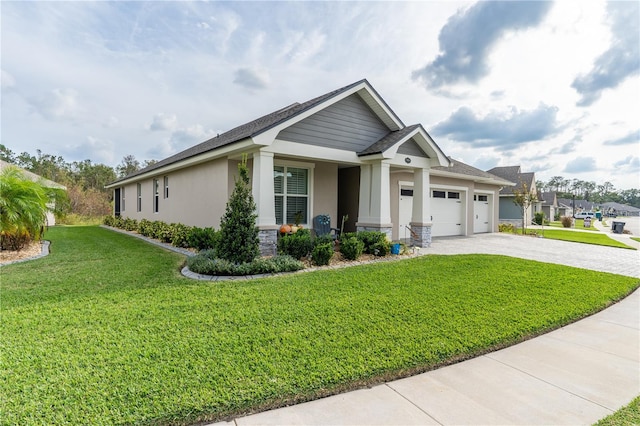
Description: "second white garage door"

(431, 190), (464, 237)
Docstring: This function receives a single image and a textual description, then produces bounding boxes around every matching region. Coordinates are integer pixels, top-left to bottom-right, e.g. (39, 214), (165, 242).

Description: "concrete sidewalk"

(211, 234), (639, 426)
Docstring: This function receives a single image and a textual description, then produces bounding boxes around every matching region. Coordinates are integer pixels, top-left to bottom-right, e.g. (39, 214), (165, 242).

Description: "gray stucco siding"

(277, 94), (389, 152)
(397, 140), (427, 157)
(499, 197), (521, 220)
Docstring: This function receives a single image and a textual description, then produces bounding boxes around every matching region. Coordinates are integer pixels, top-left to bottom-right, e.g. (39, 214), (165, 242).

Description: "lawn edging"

(103, 224), (426, 281)
(0, 240), (50, 267)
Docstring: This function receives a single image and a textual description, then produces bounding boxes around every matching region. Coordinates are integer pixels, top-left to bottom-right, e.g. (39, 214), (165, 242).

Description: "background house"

(486, 166), (540, 226)
(600, 202), (640, 217)
(540, 191), (558, 221)
(0, 159), (66, 226)
(107, 80), (510, 253)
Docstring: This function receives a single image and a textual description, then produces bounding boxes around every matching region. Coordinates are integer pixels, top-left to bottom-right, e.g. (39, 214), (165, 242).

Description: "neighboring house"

(486, 166), (540, 226)
(539, 191), (558, 220)
(0, 159), (66, 226)
(106, 79), (508, 254)
(558, 198), (599, 216)
(600, 202), (640, 217)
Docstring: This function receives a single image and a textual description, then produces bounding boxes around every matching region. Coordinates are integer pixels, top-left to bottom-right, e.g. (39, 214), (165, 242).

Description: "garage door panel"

(431, 191), (463, 237)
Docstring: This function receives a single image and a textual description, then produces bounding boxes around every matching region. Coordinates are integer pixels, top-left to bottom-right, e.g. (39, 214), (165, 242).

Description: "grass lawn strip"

(595, 395), (640, 425)
(2, 226), (639, 425)
(517, 228), (636, 249)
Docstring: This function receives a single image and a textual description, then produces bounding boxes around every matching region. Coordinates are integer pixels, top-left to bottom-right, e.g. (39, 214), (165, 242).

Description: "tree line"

(536, 176), (639, 207)
(0, 145), (155, 219)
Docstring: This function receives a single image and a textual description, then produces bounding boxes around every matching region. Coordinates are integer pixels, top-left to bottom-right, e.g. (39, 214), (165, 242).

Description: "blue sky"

(2, 1), (638, 189)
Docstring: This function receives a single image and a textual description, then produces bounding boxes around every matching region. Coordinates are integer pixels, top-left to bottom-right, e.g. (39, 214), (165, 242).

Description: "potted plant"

(291, 211), (303, 233)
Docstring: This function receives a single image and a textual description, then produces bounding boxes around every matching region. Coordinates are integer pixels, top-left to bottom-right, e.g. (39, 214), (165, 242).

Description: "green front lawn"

(537, 229), (636, 249)
(548, 219), (599, 231)
(2, 226), (638, 425)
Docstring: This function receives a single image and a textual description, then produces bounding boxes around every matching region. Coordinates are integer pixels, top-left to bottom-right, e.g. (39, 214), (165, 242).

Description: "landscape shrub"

(187, 227), (219, 251)
(340, 235), (364, 260)
(561, 216), (573, 228)
(151, 221), (172, 242)
(278, 229), (313, 260)
(138, 219), (153, 237)
(498, 223), (515, 233)
(311, 242), (334, 266)
(350, 231), (389, 255)
(534, 212), (544, 225)
(103, 215), (115, 227)
(187, 251), (304, 276)
(217, 156), (260, 264)
(170, 223), (192, 248)
(123, 217), (138, 232)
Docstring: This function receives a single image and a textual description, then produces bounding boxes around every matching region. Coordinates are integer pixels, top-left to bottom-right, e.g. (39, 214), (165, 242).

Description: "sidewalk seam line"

(384, 383), (444, 425)
(482, 354), (616, 412)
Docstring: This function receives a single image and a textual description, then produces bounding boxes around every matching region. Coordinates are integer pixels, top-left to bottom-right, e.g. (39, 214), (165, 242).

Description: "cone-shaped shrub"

(217, 155), (260, 264)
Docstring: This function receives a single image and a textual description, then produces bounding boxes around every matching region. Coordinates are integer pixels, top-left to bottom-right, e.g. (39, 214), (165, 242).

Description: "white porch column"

(252, 151), (279, 256)
(252, 151), (276, 227)
(357, 164), (372, 223)
(356, 160), (392, 239)
(410, 166), (433, 248)
(371, 161), (391, 224)
(412, 167), (431, 224)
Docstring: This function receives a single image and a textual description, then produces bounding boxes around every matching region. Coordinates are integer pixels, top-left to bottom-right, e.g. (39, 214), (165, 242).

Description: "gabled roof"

(539, 191), (558, 206)
(557, 198), (598, 211)
(487, 166), (535, 195)
(600, 202), (640, 213)
(108, 79), (450, 187)
(0, 160), (66, 189)
(432, 158), (515, 186)
(357, 124), (449, 166)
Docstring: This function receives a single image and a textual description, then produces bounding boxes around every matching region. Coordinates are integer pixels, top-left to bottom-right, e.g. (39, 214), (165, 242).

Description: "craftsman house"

(107, 80), (512, 254)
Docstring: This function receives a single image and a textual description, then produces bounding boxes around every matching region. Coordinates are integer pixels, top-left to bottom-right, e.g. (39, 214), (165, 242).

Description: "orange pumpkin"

(280, 224), (292, 234)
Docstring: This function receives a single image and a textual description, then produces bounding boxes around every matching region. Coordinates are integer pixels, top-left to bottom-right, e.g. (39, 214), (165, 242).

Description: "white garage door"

(474, 194), (490, 233)
(431, 190), (463, 237)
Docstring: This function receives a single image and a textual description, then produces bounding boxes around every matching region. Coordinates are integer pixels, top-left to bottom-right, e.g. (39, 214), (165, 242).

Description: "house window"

(163, 176), (169, 199)
(274, 166), (309, 225)
(432, 190), (446, 198)
(121, 187), (125, 211)
(137, 183), (142, 212)
(153, 179), (159, 213)
(478, 195), (488, 202)
(448, 192), (460, 199)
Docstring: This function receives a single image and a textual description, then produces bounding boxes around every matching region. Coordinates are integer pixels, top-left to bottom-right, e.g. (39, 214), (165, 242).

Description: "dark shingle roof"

(357, 124), (421, 156)
(433, 158), (515, 184)
(111, 79), (371, 184)
(487, 166), (535, 195)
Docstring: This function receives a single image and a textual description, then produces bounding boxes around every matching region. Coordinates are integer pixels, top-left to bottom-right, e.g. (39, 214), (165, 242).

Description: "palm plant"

(0, 166), (49, 250)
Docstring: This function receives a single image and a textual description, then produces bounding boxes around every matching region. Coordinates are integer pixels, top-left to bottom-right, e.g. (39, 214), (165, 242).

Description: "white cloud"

(1, 69), (16, 90)
(103, 116), (120, 128)
(29, 88), (81, 120)
(149, 113), (178, 131)
(63, 136), (115, 165)
(233, 68), (270, 90)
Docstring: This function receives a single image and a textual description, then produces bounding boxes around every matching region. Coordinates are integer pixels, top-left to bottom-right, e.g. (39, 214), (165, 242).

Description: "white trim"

(430, 183), (468, 192)
(274, 158), (316, 169)
(106, 139), (255, 188)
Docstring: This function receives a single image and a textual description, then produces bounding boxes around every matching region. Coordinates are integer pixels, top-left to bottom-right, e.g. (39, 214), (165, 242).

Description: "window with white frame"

(274, 166), (309, 225)
(153, 179), (159, 213)
(163, 176), (169, 199)
(121, 186), (125, 211)
(137, 183), (142, 212)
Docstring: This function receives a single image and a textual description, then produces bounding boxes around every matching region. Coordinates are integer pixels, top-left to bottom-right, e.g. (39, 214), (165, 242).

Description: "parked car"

(574, 212), (596, 219)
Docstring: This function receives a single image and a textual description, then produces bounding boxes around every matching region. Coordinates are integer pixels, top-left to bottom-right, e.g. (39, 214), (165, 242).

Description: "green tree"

(513, 181), (538, 233)
(0, 166), (50, 250)
(116, 155), (141, 178)
(217, 155), (259, 264)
